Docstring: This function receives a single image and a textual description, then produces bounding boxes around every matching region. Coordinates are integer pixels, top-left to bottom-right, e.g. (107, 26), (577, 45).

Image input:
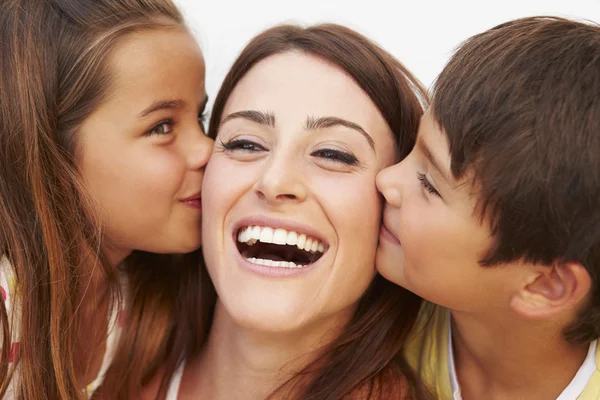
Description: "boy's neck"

(451, 310), (591, 400)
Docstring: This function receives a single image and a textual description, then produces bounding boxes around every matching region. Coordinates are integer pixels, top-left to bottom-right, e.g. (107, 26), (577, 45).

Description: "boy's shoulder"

(405, 302), (453, 399)
(405, 302), (600, 400)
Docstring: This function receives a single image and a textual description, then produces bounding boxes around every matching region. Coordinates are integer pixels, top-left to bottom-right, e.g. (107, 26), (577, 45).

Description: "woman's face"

(202, 51), (397, 332)
(78, 28), (213, 264)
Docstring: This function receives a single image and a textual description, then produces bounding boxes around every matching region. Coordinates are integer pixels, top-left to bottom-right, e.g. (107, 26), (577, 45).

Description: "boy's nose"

(376, 163), (402, 207)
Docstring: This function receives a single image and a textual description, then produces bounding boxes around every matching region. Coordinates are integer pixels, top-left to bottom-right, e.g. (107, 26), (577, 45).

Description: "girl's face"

(78, 28), (213, 263)
(202, 51), (397, 333)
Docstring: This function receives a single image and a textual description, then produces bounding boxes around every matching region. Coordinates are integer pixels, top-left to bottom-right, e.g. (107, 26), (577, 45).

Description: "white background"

(175, 0), (600, 110)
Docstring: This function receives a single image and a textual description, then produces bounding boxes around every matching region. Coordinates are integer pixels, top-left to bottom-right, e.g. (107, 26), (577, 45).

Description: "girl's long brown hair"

(208, 24), (431, 399)
(0, 1), (213, 399)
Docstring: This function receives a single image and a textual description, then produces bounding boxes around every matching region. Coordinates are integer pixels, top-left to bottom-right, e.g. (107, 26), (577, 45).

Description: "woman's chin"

(221, 301), (311, 334)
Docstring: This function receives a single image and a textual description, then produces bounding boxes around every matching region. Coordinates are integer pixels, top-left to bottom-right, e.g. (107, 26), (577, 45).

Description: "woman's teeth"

(245, 258), (301, 268)
(237, 226), (325, 253)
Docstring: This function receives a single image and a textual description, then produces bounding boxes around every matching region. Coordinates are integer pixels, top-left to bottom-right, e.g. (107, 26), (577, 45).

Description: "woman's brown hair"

(0, 0), (213, 398)
(208, 24), (431, 399)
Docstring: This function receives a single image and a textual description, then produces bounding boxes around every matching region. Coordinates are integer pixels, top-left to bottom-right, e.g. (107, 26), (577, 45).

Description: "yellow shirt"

(405, 302), (600, 400)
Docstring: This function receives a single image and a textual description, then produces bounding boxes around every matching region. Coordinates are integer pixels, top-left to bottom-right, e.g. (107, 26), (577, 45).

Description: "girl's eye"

(147, 120), (173, 136)
(199, 112), (207, 132)
(417, 172), (441, 197)
(311, 149), (359, 166)
(220, 138), (267, 152)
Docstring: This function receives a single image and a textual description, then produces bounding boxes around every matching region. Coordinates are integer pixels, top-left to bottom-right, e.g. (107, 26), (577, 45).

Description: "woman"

(168, 24), (431, 399)
(0, 0), (213, 398)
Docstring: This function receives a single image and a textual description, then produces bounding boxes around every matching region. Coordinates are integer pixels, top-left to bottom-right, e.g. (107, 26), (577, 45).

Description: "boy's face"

(375, 110), (524, 312)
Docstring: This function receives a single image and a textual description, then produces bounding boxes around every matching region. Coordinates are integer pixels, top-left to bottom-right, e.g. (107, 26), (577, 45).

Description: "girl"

(0, 0), (213, 398)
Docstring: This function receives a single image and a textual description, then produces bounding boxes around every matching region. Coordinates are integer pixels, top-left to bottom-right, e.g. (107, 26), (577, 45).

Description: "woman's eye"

(311, 149), (358, 166)
(417, 172), (441, 197)
(147, 120), (174, 136)
(220, 139), (266, 152)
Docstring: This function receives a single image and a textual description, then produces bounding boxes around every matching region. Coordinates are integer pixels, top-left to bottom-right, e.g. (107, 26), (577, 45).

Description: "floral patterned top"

(0, 256), (124, 398)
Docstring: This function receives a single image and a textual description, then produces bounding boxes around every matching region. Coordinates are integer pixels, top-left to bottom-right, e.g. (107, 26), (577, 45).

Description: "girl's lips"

(181, 197), (201, 209)
(380, 223), (401, 246)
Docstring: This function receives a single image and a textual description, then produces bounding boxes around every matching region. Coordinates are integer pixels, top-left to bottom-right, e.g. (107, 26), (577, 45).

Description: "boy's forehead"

(417, 111), (452, 174)
(418, 110), (478, 193)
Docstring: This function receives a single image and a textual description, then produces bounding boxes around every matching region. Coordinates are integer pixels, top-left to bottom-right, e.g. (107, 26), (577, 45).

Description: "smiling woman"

(204, 50), (398, 337)
(164, 24), (432, 400)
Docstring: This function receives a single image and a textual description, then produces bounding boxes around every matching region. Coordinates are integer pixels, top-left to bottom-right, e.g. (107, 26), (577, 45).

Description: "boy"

(375, 16), (600, 399)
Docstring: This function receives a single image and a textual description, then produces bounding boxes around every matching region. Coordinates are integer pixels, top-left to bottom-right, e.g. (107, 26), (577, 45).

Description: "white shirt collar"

(447, 315), (597, 400)
(447, 316), (462, 400)
(557, 340), (597, 400)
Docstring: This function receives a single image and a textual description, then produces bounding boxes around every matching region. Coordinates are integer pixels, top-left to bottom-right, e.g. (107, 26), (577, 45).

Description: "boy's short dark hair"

(432, 16), (600, 343)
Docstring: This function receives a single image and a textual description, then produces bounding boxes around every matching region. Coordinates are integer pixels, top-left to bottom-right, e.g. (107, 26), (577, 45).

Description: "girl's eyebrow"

(138, 99), (185, 118)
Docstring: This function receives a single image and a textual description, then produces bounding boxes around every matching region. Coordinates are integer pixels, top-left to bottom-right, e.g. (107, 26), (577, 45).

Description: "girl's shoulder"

(0, 256), (15, 303)
(1, 255), (20, 364)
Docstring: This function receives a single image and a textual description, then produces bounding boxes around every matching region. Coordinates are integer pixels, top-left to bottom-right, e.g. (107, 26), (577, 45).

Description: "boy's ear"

(510, 262), (591, 319)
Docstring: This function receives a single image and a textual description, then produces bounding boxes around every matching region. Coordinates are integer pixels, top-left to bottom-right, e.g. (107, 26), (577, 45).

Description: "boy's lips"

(380, 223), (401, 246)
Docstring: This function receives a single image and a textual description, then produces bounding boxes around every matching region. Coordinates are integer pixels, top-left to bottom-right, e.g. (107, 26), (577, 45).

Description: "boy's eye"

(311, 148), (359, 166)
(147, 120), (173, 136)
(220, 138), (266, 152)
(417, 172), (441, 197)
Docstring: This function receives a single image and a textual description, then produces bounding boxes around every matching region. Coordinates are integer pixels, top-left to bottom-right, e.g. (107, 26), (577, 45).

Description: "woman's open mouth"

(235, 225), (327, 268)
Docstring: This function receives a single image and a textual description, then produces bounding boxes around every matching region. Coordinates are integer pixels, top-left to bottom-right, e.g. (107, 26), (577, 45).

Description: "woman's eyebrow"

(221, 110), (275, 127)
(305, 116), (375, 152)
(219, 111), (375, 153)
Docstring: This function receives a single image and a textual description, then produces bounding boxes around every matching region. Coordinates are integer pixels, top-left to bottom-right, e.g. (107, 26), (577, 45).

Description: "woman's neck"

(182, 300), (355, 399)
